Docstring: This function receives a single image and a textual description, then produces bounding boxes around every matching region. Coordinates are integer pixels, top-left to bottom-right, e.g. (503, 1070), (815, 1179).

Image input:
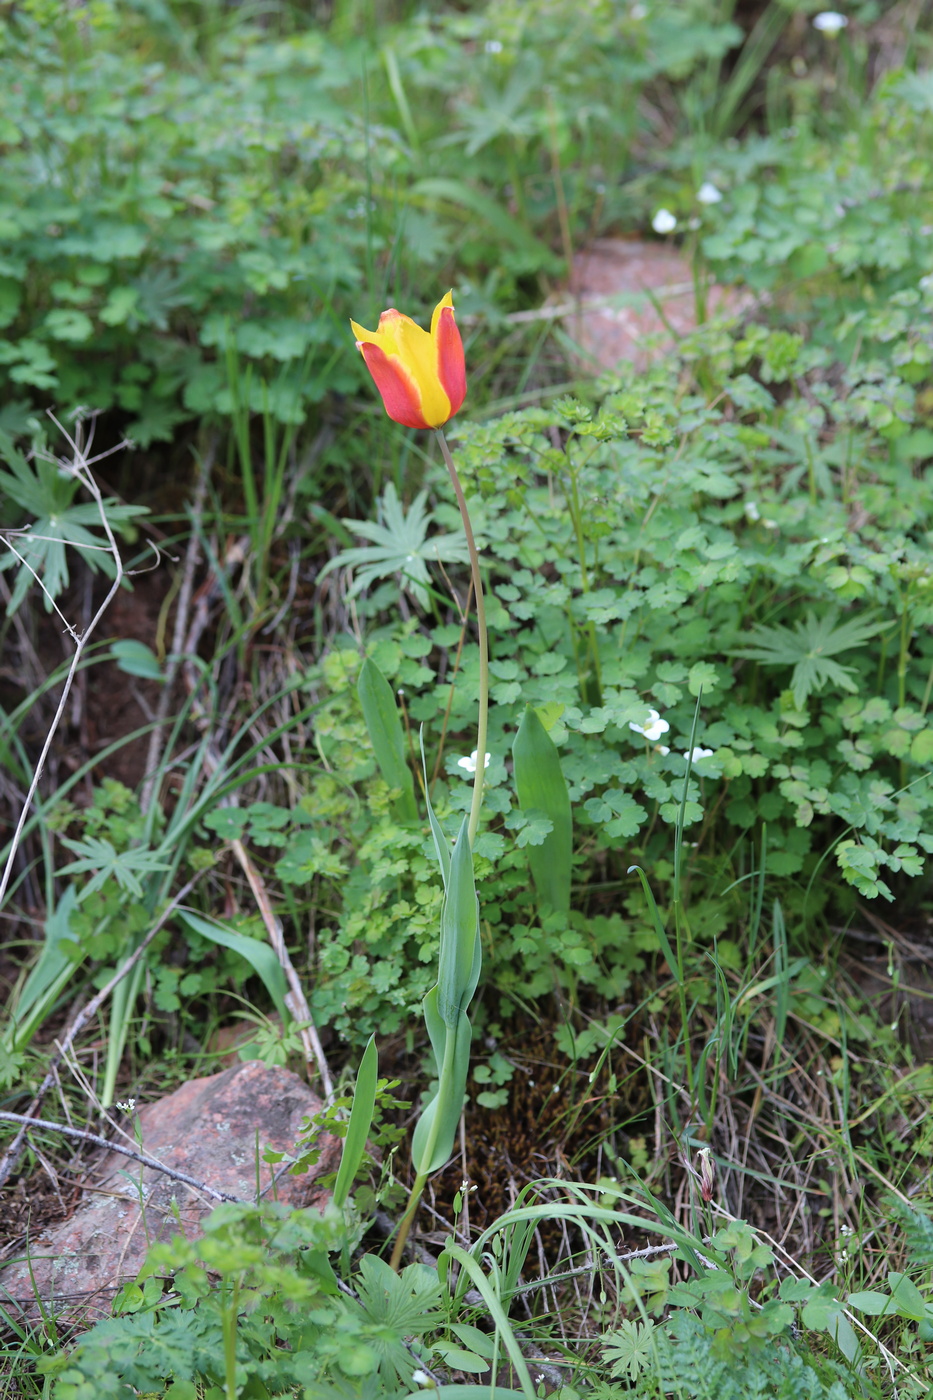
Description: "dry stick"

(230, 836), (333, 1099)
(0, 1112), (246, 1205)
(140, 441), (215, 815)
(0, 876), (200, 1190)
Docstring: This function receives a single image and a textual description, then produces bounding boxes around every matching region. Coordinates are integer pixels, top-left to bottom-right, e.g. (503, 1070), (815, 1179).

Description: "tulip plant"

(350, 292), (487, 1266)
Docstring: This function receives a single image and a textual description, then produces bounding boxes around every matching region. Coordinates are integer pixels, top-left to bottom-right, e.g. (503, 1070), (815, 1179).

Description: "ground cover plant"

(2, 0), (933, 1396)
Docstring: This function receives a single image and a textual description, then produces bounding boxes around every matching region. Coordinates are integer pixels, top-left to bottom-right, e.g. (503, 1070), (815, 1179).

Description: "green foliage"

(732, 610), (888, 711)
(512, 704), (573, 916)
(36, 1203), (447, 1398)
(323, 484), (470, 611)
(0, 428), (146, 611)
(357, 658), (419, 823)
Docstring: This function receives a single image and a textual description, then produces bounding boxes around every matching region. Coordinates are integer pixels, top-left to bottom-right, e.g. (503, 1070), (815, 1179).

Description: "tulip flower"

(350, 290), (467, 430)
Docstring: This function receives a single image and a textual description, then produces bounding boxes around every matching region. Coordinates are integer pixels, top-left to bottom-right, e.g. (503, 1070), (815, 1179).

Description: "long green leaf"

(357, 658), (418, 821)
(441, 1243), (537, 1400)
(627, 865), (679, 980)
(437, 818), (481, 1029)
(333, 1033), (378, 1210)
(411, 998), (472, 1176)
(512, 705), (572, 915)
(6, 887), (81, 1051)
(178, 910), (290, 1025)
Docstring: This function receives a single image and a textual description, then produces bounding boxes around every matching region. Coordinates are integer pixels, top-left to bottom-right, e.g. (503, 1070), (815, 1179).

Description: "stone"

(0, 1060), (340, 1324)
(560, 237), (749, 372)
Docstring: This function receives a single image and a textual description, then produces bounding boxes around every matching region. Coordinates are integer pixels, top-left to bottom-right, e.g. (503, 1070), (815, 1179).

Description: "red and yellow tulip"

(350, 291), (467, 430)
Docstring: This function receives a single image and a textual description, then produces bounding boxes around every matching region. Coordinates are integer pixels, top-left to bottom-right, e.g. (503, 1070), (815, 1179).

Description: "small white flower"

(630, 709), (670, 742)
(813, 10), (848, 33)
(411, 1370), (431, 1386)
(697, 181), (723, 205)
(484, 38), (503, 53)
(686, 747), (714, 762)
(651, 208), (677, 235)
(456, 750), (490, 775)
(658, 745), (671, 756)
(116, 1098), (136, 1112)
(745, 501), (761, 521)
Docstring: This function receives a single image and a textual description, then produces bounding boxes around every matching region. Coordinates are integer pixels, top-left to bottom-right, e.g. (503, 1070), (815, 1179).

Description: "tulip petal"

(433, 295), (467, 418)
(357, 341), (434, 430)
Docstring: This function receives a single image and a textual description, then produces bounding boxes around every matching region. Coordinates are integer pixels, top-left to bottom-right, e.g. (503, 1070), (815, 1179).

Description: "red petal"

(359, 342), (431, 430)
(435, 305), (467, 417)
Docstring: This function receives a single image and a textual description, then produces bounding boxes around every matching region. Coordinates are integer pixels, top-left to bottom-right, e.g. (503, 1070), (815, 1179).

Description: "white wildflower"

(686, 747), (714, 762)
(630, 709), (670, 742)
(697, 181), (723, 205)
(411, 1371), (431, 1387)
(651, 208), (677, 235)
(116, 1098), (136, 1112)
(484, 38), (503, 53)
(813, 11), (848, 34)
(456, 750), (490, 775)
(745, 501), (761, 521)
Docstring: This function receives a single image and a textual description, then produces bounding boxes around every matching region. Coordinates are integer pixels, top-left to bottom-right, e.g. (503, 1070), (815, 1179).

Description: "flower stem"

(436, 428), (488, 847)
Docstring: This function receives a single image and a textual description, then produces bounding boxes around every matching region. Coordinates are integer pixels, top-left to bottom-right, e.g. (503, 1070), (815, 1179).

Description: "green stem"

(897, 591), (912, 711)
(436, 428), (489, 847)
(389, 1025), (457, 1271)
(223, 1276), (240, 1400)
(567, 469), (603, 705)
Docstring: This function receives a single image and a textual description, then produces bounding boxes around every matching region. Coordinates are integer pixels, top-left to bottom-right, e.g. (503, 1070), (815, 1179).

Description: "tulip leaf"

(436, 818), (481, 1029)
(357, 657), (418, 821)
(512, 705), (572, 915)
(411, 996), (473, 1176)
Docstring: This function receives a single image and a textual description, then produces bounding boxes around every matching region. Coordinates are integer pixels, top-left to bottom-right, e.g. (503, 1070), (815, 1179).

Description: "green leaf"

(109, 639), (164, 681)
(177, 911), (290, 1026)
(357, 657), (418, 820)
(910, 728), (933, 764)
(319, 482), (468, 609)
(5, 887), (81, 1050)
(512, 705), (572, 915)
(332, 1034), (378, 1210)
(411, 997), (472, 1174)
(732, 609), (887, 709)
(58, 837), (170, 901)
(886, 1271), (928, 1321)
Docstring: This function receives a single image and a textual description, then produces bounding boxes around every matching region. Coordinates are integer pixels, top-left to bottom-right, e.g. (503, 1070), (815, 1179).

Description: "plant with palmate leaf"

(731, 608), (888, 710)
(0, 425), (146, 613)
(319, 479), (469, 611)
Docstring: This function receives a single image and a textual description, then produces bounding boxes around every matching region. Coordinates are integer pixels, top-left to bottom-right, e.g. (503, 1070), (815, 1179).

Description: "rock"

(561, 237), (750, 371)
(0, 1060), (340, 1324)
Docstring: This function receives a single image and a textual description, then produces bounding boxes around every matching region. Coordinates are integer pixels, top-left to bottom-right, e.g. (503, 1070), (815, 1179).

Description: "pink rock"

(0, 1060), (339, 1323)
(562, 238), (749, 371)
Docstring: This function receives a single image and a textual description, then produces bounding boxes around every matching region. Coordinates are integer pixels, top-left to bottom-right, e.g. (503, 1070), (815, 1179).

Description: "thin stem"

(567, 468), (603, 705)
(389, 1023), (457, 1271)
(436, 429), (489, 847)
